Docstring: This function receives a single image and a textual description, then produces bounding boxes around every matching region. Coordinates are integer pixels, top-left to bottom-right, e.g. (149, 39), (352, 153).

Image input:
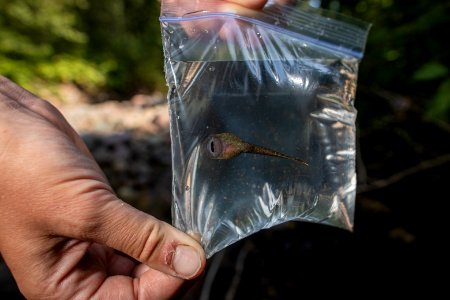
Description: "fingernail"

(172, 245), (201, 279)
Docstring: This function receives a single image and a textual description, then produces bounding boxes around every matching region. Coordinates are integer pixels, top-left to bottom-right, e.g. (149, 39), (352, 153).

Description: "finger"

(0, 76), (61, 125)
(87, 243), (137, 276)
(178, 0), (264, 38)
(137, 267), (186, 299)
(0, 76), (28, 111)
(93, 266), (186, 300)
(275, 0), (298, 5)
(107, 253), (137, 276)
(68, 197), (206, 280)
(225, 0), (268, 9)
(0, 76), (93, 158)
(133, 264), (151, 277)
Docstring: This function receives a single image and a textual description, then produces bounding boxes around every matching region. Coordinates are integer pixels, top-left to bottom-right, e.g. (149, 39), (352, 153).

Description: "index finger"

(225, 0), (268, 9)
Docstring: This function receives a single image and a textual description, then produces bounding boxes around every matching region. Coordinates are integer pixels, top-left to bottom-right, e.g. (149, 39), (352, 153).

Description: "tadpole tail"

(246, 144), (309, 166)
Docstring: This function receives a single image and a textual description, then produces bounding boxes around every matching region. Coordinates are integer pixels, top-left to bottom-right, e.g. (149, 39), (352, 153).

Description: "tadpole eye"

(207, 136), (222, 158)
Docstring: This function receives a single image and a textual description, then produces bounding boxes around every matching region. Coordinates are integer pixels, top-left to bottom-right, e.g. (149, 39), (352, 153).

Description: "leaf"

(426, 78), (450, 122)
(413, 62), (448, 81)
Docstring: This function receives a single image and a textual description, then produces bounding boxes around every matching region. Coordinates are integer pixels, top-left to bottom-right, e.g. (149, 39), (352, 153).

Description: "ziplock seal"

(160, 6), (370, 59)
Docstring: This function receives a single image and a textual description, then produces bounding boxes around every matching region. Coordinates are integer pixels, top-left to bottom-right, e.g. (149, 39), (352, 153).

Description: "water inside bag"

(169, 59), (358, 257)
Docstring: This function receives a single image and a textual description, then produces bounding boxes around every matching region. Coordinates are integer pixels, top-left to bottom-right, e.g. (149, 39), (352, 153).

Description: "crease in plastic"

(160, 2), (370, 59)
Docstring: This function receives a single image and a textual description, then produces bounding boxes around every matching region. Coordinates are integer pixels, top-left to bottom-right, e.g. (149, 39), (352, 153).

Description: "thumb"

(75, 196), (206, 279)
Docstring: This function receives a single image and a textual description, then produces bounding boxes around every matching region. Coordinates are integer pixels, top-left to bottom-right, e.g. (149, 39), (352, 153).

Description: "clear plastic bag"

(160, 0), (370, 258)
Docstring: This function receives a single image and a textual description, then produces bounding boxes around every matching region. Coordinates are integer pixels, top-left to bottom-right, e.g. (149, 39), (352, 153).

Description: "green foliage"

(426, 79), (450, 122)
(323, 0), (450, 123)
(413, 62), (448, 81)
(0, 0), (163, 96)
(0, 0), (95, 89)
(81, 0), (164, 94)
(36, 55), (109, 89)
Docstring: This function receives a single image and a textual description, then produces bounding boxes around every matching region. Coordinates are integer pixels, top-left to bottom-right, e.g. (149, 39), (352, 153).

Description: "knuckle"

(63, 185), (117, 239)
(135, 220), (166, 263)
(21, 96), (51, 111)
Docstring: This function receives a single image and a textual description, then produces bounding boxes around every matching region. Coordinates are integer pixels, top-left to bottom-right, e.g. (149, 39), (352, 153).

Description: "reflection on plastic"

(160, 1), (370, 258)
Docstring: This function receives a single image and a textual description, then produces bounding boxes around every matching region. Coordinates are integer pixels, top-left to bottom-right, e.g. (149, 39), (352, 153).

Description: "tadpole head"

(207, 136), (223, 159)
(206, 133), (247, 160)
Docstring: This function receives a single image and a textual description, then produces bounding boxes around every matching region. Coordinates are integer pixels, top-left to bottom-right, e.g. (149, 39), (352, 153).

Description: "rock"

(58, 100), (170, 135)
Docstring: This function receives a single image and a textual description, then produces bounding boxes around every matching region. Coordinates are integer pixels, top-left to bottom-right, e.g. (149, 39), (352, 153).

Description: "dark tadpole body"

(206, 132), (308, 166)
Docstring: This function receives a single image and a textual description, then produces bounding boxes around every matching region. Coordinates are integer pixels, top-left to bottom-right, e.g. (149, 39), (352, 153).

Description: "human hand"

(0, 76), (205, 299)
(163, 0), (295, 39)
(161, 0), (295, 15)
(160, 0), (269, 41)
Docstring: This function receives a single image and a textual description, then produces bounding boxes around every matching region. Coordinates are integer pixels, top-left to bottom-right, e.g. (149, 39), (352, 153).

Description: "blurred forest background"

(1, 0), (449, 299)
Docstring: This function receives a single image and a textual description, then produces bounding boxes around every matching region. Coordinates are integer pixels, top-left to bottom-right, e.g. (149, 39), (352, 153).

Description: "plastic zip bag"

(160, 0), (370, 258)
